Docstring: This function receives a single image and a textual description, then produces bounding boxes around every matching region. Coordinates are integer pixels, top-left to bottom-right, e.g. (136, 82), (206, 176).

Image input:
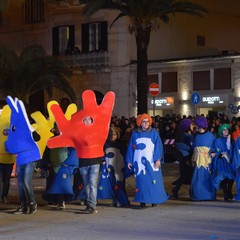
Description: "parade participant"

(126, 113), (168, 209)
(232, 136), (240, 200)
(190, 116), (216, 201)
(0, 105), (16, 204)
(171, 118), (194, 199)
(212, 124), (235, 202)
(47, 90), (115, 214)
(41, 123), (78, 209)
(97, 126), (129, 207)
(5, 96), (41, 214)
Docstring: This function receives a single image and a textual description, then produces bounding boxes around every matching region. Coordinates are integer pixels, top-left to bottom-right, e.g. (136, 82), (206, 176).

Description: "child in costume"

(97, 126), (129, 207)
(212, 124), (235, 202)
(126, 113), (168, 209)
(171, 118), (194, 199)
(190, 116), (216, 201)
(41, 123), (78, 209)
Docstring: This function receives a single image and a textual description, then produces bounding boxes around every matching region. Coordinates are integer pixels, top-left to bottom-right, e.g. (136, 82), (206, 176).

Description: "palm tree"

(0, 44), (76, 105)
(79, 0), (208, 114)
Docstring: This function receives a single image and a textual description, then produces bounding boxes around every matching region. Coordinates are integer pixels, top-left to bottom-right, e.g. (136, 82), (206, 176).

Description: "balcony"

(62, 51), (112, 71)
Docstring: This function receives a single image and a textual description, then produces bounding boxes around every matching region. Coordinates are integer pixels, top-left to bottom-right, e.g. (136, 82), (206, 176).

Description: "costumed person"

(171, 118), (194, 200)
(30, 100), (77, 178)
(212, 124), (235, 202)
(4, 96), (41, 214)
(190, 116), (216, 201)
(0, 105), (16, 204)
(232, 136), (240, 200)
(41, 123), (78, 209)
(126, 113), (168, 209)
(97, 126), (130, 207)
(47, 90), (115, 214)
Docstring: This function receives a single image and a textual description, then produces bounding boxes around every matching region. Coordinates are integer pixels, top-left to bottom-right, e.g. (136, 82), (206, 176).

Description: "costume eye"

(11, 125), (16, 132)
(2, 128), (9, 136)
(83, 116), (93, 125)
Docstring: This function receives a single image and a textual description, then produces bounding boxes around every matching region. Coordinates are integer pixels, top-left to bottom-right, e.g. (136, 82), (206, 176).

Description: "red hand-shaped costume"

(47, 90), (115, 158)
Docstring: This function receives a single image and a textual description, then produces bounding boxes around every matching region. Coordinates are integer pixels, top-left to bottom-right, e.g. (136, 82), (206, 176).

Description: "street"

(0, 163), (239, 240)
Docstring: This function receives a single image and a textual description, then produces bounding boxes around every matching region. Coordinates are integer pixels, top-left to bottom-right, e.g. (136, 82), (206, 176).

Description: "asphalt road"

(0, 163), (239, 240)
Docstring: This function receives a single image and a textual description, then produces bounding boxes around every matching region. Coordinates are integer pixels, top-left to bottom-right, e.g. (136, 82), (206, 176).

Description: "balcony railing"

(62, 51), (112, 69)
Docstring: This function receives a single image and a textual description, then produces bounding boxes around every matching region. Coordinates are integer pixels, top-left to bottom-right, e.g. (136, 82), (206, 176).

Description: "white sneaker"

(57, 201), (65, 210)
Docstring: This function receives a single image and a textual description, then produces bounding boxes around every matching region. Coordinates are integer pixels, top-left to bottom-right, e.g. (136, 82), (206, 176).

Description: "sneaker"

(57, 201), (66, 210)
(84, 205), (95, 214)
(29, 203), (37, 214)
(13, 206), (28, 214)
(116, 201), (122, 207)
(80, 199), (87, 206)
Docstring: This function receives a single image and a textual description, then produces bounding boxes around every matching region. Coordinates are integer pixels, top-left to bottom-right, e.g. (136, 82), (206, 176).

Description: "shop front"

(195, 93), (228, 117)
(148, 96), (174, 117)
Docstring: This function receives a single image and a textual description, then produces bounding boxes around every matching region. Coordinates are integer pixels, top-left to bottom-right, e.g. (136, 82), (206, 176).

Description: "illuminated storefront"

(148, 96), (174, 116)
(195, 94), (228, 116)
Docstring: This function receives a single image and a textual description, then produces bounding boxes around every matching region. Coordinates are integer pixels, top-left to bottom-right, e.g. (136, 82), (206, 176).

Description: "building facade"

(0, 0), (240, 118)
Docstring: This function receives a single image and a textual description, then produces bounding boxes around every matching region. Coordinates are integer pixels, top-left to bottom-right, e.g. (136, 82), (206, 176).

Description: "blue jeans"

(79, 164), (100, 208)
(17, 161), (37, 207)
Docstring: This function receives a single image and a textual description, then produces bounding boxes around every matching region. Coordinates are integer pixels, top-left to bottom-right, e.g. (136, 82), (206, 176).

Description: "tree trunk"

(135, 26), (151, 115)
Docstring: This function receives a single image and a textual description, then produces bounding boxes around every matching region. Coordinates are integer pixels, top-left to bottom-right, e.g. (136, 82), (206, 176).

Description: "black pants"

(0, 163), (14, 199)
(172, 154), (193, 197)
(220, 178), (234, 201)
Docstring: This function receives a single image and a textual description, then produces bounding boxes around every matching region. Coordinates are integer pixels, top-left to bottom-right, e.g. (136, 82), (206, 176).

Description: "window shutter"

(69, 25), (75, 51)
(100, 21), (108, 51)
(52, 27), (59, 56)
(82, 23), (89, 53)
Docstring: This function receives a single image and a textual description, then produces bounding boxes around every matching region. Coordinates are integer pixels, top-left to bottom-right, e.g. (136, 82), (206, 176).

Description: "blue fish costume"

(97, 139), (130, 206)
(126, 114), (168, 205)
(42, 146), (78, 203)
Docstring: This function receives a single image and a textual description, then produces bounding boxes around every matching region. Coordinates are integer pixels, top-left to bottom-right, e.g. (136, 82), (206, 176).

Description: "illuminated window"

(82, 22), (108, 53)
(52, 25), (75, 56)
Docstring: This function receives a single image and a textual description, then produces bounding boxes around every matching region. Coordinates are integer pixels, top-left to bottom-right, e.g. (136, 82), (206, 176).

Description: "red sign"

(149, 83), (159, 96)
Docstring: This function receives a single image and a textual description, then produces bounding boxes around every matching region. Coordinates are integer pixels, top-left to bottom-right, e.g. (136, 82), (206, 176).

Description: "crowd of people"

(1, 110), (240, 214)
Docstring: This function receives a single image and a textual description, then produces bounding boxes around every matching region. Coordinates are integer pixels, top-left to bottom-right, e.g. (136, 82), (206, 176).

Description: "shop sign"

(200, 94), (226, 106)
(148, 97), (174, 108)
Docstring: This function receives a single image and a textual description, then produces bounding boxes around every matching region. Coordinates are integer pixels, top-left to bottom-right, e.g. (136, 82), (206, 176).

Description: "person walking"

(190, 116), (216, 201)
(171, 118), (194, 199)
(97, 126), (130, 207)
(126, 113), (168, 209)
(212, 124), (235, 202)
